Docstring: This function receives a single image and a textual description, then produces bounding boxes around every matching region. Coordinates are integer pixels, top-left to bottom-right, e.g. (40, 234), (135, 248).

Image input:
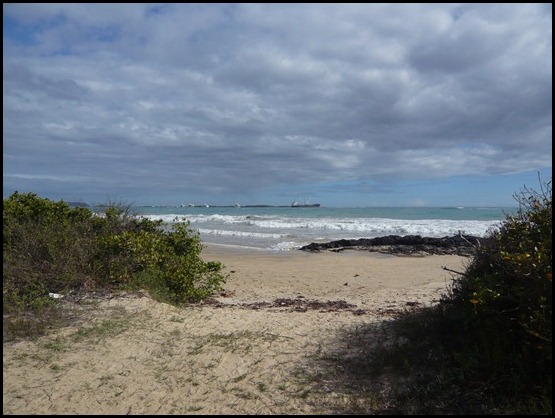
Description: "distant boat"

(291, 199), (320, 208)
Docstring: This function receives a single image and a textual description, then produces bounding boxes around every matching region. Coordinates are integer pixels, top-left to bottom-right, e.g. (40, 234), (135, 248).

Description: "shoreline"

(200, 242), (468, 307)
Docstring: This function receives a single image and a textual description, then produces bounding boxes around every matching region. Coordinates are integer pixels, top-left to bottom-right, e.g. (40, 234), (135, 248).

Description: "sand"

(3, 244), (468, 415)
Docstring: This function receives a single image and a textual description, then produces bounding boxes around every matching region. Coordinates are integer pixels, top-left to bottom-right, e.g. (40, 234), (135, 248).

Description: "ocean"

(130, 205), (516, 252)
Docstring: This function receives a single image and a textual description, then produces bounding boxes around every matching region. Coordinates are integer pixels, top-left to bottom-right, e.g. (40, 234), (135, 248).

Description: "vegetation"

(443, 176), (551, 368)
(316, 176), (552, 414)
(435, 175), (552, 412)
(3, 192), (227, 339)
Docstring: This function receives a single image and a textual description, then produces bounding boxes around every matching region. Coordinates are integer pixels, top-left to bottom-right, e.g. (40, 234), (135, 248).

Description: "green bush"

(440, 176), (551, 403)
(3, 192), (97, 312)
(3, 192), (227, 317)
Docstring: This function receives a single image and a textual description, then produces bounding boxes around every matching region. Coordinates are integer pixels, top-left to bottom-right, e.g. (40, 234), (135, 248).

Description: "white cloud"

(3, 3), (552, 204)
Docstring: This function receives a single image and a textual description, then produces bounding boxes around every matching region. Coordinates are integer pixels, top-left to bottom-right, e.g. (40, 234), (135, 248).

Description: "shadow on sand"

(295, 306), (494, 415)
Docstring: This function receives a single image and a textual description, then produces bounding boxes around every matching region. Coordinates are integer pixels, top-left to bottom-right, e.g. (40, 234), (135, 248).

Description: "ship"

(291, 199), (320, 208)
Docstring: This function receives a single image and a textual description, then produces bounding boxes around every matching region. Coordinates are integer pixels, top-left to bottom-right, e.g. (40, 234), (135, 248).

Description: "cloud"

(3, 3), (552, 204)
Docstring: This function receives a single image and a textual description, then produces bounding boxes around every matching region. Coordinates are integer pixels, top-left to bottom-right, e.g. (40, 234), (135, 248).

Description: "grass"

(186, 330), (282, 356)
(2, 293), (127, 344)
(72, 317), (132, 343)
(3, 304), (69, 342)
(41, 335), (67, 352)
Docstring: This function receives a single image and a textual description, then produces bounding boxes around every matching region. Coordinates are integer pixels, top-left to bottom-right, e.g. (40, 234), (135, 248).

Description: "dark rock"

(299, 234), (481, 256)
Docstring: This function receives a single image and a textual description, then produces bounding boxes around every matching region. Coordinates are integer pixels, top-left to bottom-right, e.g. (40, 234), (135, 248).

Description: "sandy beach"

(3, 244), (468, 415)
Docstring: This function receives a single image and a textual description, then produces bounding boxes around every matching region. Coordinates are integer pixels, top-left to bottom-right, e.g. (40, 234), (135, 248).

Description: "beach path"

(3, 245), (467, 415)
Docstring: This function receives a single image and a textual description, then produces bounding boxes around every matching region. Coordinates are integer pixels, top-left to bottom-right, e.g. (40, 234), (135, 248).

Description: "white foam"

(269, 241), (307, 251)
(139, 212), (503, 251)
(144, 213), (497, 235)
(197, 229), (290, 239)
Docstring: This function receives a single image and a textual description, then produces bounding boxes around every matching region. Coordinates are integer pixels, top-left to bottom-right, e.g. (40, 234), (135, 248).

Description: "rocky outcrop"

(299, 234), (482, 257)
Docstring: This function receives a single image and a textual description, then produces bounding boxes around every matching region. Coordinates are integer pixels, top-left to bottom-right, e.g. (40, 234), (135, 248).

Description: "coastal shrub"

(146, 221), (226, 304)
(439, 176), (552, 405)
(3, 192), (96, 313)
(3, 192), (227, 322)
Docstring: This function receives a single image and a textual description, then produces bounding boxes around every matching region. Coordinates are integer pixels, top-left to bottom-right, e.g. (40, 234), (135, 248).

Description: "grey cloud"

(3, 3), (551, 204)
(4, 62), (89, 101)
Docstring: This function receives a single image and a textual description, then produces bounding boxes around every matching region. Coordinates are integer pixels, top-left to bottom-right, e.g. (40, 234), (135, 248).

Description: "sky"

(3, 3), (552, 207)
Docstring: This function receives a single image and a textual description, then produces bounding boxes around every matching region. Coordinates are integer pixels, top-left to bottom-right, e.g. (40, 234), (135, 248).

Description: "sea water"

(130, 206), (516, 251)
